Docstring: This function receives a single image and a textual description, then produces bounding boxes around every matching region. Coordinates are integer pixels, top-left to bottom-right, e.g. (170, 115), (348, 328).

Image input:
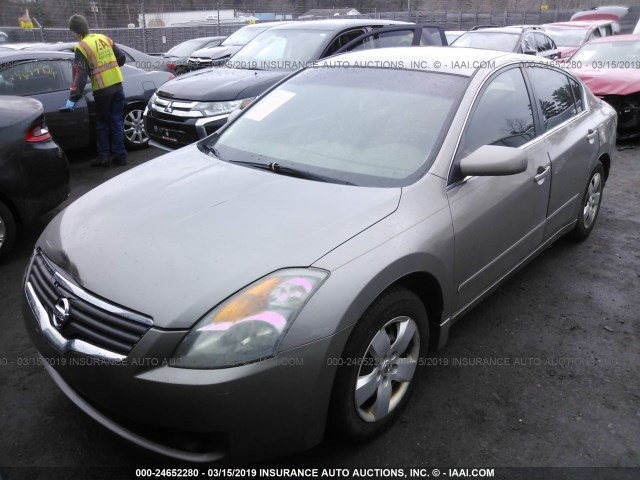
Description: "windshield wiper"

(227, 159), (340, 183)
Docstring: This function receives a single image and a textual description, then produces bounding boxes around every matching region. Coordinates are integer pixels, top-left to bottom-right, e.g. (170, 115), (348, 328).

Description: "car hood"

(190, 45), (241, 59)
(156, 67), (286, 101)
(39, 145), (401, 329)
(571, 66), (640, 96)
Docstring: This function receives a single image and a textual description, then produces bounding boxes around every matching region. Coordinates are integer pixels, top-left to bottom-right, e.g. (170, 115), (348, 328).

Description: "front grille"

(187, 57), (212, 70)
(27, 250), (152, 356)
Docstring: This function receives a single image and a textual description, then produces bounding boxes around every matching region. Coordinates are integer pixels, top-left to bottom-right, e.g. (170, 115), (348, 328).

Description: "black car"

(187, 22), (289, 71)
(145, 20), (446, 150)
(162, 36), (226, 75)
(452, 26), (560, 59)
(0, 50), (174, 151)
(0, 96), (69, 258)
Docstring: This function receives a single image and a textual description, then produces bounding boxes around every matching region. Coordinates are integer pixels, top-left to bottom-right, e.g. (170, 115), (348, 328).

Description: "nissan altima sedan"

(23, 47), (616, 462)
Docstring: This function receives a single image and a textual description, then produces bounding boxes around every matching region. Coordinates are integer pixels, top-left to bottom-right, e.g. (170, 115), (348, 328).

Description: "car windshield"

(167, 39), (210, 56)
(227, 29), (329, 70)
(545, 28), (589, 46)
(208, 67), (468, 187)
(451, 32), (520, 52)
(572, 40), (640, 63)
(222, 25), (271, 46)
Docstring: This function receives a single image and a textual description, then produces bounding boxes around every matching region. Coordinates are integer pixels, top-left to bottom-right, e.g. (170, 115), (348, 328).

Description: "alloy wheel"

(583, 171), (602, 230)
(355, 316), (420, 422)
(124, 109), (149, 145)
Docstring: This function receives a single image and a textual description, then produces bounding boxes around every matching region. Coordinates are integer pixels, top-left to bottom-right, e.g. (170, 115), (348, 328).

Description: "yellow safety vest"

(75, 33), (123, 91)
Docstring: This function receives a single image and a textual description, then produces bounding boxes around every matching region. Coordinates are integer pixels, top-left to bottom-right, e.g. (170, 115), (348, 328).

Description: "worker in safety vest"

(66, 14), (127, 166)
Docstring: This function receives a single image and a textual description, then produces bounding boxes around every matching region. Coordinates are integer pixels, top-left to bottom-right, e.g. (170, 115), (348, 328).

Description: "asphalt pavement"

(0, 144), (638, 480)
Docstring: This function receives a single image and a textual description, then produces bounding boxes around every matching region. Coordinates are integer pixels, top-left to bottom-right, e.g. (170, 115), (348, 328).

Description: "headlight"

(173, 269), (328, 369)
(194, 100), (243, 117)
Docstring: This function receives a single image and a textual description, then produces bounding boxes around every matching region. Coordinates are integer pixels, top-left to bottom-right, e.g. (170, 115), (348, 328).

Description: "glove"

(63, 100), (76, 111)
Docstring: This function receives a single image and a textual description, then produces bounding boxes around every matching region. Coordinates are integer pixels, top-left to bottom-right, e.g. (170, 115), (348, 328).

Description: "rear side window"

(0, 59), (71, 95)
(569, 78), (584, 113)
(457, 67), (535, 160)
(527, 67), (579, 131)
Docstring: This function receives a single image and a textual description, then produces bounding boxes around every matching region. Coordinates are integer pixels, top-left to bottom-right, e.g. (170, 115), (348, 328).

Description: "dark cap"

(68, 14), (90, 36)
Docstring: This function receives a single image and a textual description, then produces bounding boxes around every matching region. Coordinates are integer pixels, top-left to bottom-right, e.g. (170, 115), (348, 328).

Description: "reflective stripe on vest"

(75, 33), (123, 91)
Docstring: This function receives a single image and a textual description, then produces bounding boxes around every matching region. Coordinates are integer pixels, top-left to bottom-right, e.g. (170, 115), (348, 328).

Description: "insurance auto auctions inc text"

(255, 468), (495, 478)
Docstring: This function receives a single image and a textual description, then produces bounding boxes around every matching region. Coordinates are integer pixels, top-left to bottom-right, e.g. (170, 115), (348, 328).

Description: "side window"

(0, 60), (69, 95)
(569, 78), (584, 113)
(454, 68), (535, 177)
(123, 50), (135, 63)
(323, 29), (366, 56)
(534, 33), (546, 52)
(522, 33), (535, 52)
(527, 67), (578, 132)
(588, 30), (600, 40)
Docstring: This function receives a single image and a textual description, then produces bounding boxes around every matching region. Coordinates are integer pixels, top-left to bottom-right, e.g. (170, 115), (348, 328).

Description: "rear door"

(0, 58), (90, 150)
(524, 66), (600, 238)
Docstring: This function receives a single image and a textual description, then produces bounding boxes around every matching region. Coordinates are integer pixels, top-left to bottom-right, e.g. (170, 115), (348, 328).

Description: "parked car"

(541, 20), (616, 59)
(0, 50), (174, 151)
(187, 22), (290, 71)
(23, 46), (615, 461)
(571, 5), (627, 33)
(25, 42), (174, 72)
(145, 20), (427, 150)
(569, 34), (640, 138)
(162, 36), (226, 74)
(451, 26), (560, 59)
(0, 96), (69, 258)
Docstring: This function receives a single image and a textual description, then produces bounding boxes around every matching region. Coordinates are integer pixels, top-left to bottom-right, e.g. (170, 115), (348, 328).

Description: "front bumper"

(23, 291), (348, 461)
(144, 109), (228, 150)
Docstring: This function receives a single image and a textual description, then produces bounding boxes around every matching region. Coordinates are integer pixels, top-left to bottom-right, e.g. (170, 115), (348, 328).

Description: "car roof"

(586, 33), (640, 43)
(463, 27), (525, 35)
(0, 50), (74, 61)
(542, 20), (614, 28)
(268, 19), (408, 31)
(321, 46), (545, 77)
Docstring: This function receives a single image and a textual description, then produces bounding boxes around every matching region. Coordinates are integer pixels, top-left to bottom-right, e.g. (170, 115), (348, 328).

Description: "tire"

(123, 104), (150, 150)
(0, 200), (16, 260)
(571, 162), (604, 241)
(329, 286), (428, 442)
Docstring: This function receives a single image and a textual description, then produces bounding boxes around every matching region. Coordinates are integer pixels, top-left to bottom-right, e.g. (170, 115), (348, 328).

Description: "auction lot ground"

(0, 143), (638, 479)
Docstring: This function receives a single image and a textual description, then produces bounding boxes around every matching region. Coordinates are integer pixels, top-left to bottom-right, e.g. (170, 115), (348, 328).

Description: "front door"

(447, 66), (552, 312)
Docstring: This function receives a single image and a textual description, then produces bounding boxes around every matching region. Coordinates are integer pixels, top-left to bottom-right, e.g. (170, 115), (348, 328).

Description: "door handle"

(534, 165), (550, 183)
(587, 129), (597, 143)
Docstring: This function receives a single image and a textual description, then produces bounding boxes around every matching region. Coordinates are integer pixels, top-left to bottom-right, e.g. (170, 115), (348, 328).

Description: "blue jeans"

(94, 88), (126, 160)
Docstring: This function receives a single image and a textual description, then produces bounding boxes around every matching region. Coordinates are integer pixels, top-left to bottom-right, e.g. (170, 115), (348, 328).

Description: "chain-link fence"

(2, 0), (639, 53)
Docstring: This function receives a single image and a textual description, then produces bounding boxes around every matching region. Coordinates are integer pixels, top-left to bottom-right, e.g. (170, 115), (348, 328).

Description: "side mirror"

(459, 145), (528, 177)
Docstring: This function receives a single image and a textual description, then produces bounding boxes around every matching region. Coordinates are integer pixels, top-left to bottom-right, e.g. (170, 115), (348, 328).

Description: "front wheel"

(571, 162), (604, 241)
(329, 286), (428, 442)
(123, 105), (150, 150)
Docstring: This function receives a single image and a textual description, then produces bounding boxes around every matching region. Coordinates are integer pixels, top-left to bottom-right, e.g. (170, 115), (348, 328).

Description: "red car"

(569, 34), (640, 138)
(542, 20), (616, 59)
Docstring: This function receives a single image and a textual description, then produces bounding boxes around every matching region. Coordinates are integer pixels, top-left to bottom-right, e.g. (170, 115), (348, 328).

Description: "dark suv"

(452, 26), (560, 59)
(145, 20), (449, 150)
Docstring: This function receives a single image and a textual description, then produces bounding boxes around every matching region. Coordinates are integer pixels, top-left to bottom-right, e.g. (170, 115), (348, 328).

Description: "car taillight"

(167, 62), (176, 70)
(26, 124), (51, 143)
